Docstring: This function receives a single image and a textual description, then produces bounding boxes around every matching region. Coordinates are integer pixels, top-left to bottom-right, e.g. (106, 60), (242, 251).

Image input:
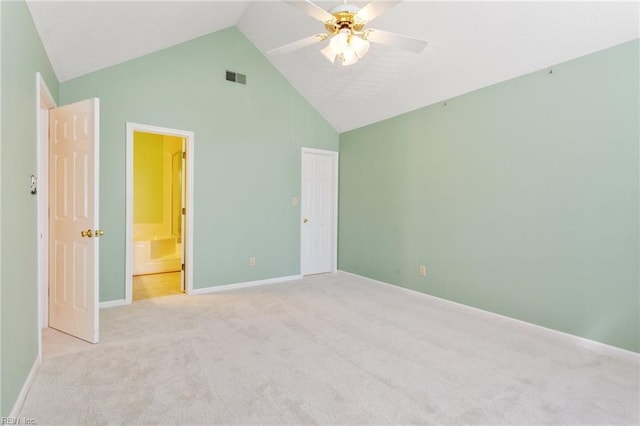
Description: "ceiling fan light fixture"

(274, 1), (428, 69)
(322, 28), (369, 66)
(341, 48), (359, 66)
(350, 34), (370, 58)
(320, 44), (337, 63)
(330, 29), (350, 52)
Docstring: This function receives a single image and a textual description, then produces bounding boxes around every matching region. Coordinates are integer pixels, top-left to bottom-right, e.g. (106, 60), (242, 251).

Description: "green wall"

(60, 27), (338, 301)
(0, 0), (59, 415)
(339, 40), (640, 352)
(133, 132), (165, 224)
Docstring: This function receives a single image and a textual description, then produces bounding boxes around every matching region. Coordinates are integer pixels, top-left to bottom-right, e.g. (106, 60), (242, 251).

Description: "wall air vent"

(225, 70), (246, 85)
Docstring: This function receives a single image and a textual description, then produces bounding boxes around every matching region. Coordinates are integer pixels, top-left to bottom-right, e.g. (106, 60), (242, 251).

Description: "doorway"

(37, 73), (56, 337)
(300, 148), (338, 275)
(125, 123), (194, 303)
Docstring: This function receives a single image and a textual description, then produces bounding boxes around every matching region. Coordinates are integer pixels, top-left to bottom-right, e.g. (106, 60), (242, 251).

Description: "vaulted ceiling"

(25, 1), (639, 132)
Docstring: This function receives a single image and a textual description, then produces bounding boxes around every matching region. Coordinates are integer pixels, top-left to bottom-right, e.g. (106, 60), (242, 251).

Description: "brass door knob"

(81, 229), (93, 238)
(95, 229), (105, 237)
(303, 218), (308, 223)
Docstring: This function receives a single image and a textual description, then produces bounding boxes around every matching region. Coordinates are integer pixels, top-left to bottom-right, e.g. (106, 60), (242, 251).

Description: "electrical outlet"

(419, 265), (427, 277)
(292, 196), (298, 206)
(249, 257), (256, 266)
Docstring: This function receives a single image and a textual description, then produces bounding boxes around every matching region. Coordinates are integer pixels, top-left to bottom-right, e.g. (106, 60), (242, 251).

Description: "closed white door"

(301, 149), (337, 275)
(49, 98), (100, 344)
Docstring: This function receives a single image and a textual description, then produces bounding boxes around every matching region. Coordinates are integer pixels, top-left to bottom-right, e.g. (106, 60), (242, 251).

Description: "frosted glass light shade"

(321, 44), (337, 63)
(341, 48), (358, 66)
(322, 28), (370, 66)
(330, 30), (349, 53)
(350, 35), (370, 58)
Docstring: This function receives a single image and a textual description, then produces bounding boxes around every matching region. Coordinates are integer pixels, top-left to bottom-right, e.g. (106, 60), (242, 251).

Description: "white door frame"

(125, 122), (194, 303)
(36, 73), (57, 355)
(300, 147), (339, 275)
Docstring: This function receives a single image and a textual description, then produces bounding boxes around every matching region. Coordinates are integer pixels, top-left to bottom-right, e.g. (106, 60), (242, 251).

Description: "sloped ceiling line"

(27, 1), (640, 132)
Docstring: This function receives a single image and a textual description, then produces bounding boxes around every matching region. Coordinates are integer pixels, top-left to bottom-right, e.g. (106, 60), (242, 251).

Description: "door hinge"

(182, 207), (186, 215)
(181, 263), (185, 271)
(182, 151), (186, 159)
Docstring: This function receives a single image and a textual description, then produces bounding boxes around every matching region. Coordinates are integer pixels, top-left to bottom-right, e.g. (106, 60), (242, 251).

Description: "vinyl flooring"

(132, 271), (182, 301)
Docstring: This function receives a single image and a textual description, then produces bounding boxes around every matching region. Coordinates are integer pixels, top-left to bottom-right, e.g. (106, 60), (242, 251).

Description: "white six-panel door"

(301, 148), (338, 275)
(49, 98), (100, 344)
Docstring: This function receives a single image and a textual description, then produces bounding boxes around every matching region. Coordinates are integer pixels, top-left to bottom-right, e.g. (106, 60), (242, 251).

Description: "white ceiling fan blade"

(365, 29), (428, 53)
(284, 0), (335, 22)
(268, 34), (327, 56)
(356, 1), (401, 22)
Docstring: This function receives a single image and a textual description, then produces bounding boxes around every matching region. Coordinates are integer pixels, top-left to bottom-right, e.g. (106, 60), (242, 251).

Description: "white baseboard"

(9, 355), (41, 417)
(337, 270), (639, 360)
(99, 299), (127, 309)
(191, 275), (303, 295)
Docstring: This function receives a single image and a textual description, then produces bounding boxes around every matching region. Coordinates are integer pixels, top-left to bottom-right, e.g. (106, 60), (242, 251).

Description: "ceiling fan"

(268, 0), (428, 66)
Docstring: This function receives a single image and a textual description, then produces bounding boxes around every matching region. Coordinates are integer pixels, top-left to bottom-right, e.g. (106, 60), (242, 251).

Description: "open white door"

(49, 98), (100, 344)
(301, 148), (338, 275)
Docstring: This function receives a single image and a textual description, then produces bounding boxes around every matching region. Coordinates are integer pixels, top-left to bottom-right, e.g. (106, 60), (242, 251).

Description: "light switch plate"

(419, 265), (427, 277)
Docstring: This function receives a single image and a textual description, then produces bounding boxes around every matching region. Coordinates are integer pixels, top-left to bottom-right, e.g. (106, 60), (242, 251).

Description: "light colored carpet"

(20, 272), (639, 425)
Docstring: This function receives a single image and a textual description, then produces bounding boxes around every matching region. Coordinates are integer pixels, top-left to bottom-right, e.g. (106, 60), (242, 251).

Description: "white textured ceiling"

(26, 1), (251, 81)
(26, 1), (640, 133)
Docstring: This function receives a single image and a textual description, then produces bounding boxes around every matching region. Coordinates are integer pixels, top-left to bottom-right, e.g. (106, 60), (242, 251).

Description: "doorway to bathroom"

(125, 123), (194, 303)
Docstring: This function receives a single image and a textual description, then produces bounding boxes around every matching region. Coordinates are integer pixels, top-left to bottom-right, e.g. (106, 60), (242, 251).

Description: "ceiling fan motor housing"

(324, 5), (366, 34)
